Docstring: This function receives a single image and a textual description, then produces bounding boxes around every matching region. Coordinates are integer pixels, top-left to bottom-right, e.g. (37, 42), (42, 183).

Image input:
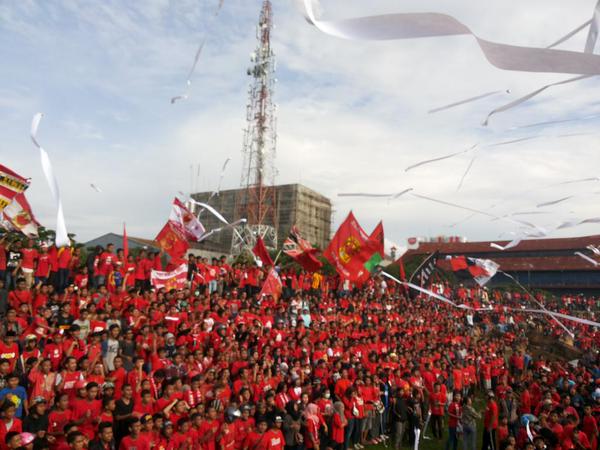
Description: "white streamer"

(405, 144), (476, 172)
(575, 251), (599, 266)
(428, 91), (506, 114)
(90, 183), (102, 193)
(587, 245), (600, 256)
(301, 1), (600, 75)
(211, 157), (231, 198)
(547, 20), (593, 49)
(490, 238), (522, 251)
(30, 113), (70, 248)
(585, 1), (600, 53)
(537, 195), (574, 208)
(456, 153), (477, 191)
(338, 188), (413, 199)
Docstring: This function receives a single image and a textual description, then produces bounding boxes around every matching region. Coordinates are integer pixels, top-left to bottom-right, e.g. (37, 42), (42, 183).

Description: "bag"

(353, 405), (359, 417)
(456, 424), (463, 434)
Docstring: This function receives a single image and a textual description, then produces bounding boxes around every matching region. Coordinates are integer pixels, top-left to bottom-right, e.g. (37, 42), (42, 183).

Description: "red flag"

(155, 221), (189, 259)
(252, 236), (274, 267)
(368, 221), (385, 257)
(323, 211), (372, 282)
(258, 268), (282, 300)
(123, 223), (129, 260)
(283, 225), (322, 272)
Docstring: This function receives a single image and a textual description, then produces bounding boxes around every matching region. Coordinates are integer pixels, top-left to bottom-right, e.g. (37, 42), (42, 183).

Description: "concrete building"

(190, 183), (332, 253)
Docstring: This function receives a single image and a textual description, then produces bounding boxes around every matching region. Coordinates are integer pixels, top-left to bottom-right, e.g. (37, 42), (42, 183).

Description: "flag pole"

(272, 249), (283, 266)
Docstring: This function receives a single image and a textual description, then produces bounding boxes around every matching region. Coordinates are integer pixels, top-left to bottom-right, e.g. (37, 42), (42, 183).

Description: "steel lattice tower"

(232, 0), (278, 255)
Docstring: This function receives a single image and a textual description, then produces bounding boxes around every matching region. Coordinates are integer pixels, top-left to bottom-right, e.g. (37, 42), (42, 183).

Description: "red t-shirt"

(448, 401), (462, 427)
(35, 254), (51, 278)
(21, 248), (38, 271)
(484, 400), (499, 429)
(119, 435), (150, 450)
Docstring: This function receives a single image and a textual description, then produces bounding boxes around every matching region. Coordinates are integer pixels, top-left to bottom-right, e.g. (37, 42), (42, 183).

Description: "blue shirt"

(0, 386), (27, 418)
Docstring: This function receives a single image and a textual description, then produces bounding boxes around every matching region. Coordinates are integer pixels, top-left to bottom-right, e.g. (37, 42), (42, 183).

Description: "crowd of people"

(0, 236), (598, 450)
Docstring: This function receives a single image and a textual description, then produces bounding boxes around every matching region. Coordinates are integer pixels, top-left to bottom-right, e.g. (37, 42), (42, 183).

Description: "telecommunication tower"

(231, 0), (279, 255)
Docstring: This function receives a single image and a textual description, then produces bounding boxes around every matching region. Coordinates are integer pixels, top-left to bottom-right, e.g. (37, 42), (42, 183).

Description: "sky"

(2, 0), (600, 247)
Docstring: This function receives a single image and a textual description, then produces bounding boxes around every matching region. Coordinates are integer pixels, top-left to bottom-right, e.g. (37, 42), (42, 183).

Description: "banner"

(283, 225), (322, 272)
(3, 193), (39, 238)
(258, 268), (282, 300)
(151, 264), (188, 290)
(409, 251), (440, 286)
(170, 198), (206, 241)
(252, 236), (273, 267)
(155, 221), (189, 259)
(0, 164), (30, 212)
(324, 212), (372, 282)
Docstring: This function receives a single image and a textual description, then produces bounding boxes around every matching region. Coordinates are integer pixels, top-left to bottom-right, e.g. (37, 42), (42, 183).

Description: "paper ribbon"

(537, 195), (574, 208)
(190, 199), (230, 225)
(548, 20), (593, 49)
(428, 91), (507, 114)
(30, 113), (70, 248)
(490, 238), (522, 251)
(405, 144), (477, 172)
(499, 270), (574, 337)
(90, 183), (102, 193)
(575, 251), (599, 266)
(209, 157), (231, 199)
(585, 1), (600, 53)
(526, 421), (534, 442)
(456, 153), (478, 191)
(587, 245), (600, 256)
(301, 0), (600, 75)
(338, 188), (413, 199)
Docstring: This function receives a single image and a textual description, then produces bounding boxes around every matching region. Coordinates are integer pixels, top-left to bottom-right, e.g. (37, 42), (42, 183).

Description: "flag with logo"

(170, 198), (205, 241)
(151, 263), (188, 290)
(446, 255), (499, 286)
(3, 193), (39, 237)
(324, 212), (374, 282)
(283, 225), (322, 272)
(155, 221), (189, 259)
(0, 165), (30, 212)
(258, 268), (283, 300)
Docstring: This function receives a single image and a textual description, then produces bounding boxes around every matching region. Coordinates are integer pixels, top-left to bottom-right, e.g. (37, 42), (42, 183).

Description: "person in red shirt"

(446, 392), (462, 450)
(482, 392), (498, 450)
(71, 382), (102, 439)
(243, 419), (269, 450)
(119, 418), (150, 450)
(430, 382), (445, 440)
(20, 239), (38, 289)
(0, 400), (22, 448)
(265, 416), (285, 450)
(57, 246), (73, 293)
(0, 331), (19, 372)
(48, 393), (73, 447)
(331, 401), (347, 450)
(96, 244), (115, 288)
(8, 278), (32, 315)
(198, 406), (220, 450)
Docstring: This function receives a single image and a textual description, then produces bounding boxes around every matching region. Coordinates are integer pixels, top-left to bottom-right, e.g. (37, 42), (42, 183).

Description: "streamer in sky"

(405, 144), (477, 172)
(301, 0), (600, 75)
(428, 91), (507, 114)
(338, 188), (413, 199)
(30, 113), (70, 248)
(537, 195), (574, 208)
(90, 184), (102, 193)
(456, 153), (477, 191)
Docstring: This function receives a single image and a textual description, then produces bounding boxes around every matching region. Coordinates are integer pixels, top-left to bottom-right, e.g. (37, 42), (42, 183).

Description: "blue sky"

(2, 0), (600, 247)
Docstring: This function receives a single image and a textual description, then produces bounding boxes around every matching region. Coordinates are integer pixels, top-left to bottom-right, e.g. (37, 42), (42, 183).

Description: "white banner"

(30, 113), (70, 248)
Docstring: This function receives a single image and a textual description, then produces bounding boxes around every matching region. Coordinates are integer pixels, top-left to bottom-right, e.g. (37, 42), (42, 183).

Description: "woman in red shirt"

(331, 401), (347, 450)
(303, 403), (321, 450)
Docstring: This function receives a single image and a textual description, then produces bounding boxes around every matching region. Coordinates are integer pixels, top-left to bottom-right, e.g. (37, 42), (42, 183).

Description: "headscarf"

(333, 401), (347, 425)
(286, 401), (301, 421)
(303, 403), (320, 425)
